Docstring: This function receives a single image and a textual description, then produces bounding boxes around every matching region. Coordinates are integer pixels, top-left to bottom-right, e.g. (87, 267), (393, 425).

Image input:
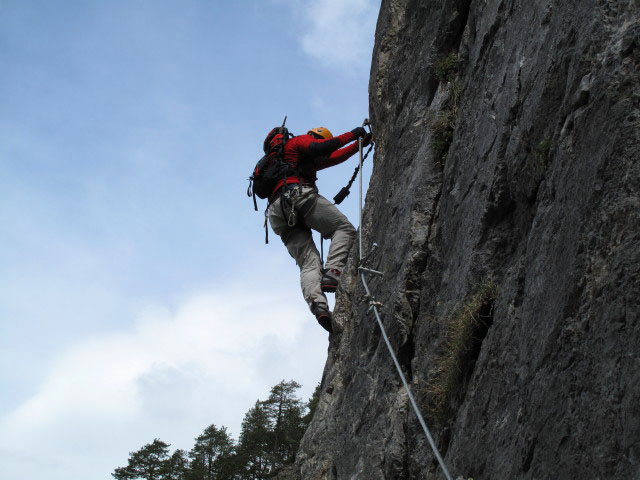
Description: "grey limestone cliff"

(280, 0), (639, 478)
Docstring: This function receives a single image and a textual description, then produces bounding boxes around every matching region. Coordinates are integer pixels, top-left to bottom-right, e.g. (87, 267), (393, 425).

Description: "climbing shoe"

(311, 303), (333, 333)
(321, 268), (341, 293)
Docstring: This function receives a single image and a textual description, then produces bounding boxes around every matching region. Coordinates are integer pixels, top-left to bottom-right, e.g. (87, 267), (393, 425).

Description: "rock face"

(281, 0), (639, 478)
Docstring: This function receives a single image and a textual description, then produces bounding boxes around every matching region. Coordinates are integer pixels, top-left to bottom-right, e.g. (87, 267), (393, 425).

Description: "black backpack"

(248, 125), (296, 204)
(247, 123), (296, 242)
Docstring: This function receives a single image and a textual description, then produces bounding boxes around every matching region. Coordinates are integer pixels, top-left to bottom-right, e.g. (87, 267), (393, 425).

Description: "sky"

(0, 1), (380, 478)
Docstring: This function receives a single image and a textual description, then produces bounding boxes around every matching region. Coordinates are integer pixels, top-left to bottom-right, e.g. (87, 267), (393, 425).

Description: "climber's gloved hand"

(362, 133), (373, 146)
(351, 127), (366, 139)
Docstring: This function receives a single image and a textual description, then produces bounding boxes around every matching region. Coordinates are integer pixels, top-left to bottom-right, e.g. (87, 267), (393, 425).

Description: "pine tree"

(236, 401), (271, 479)
(187, 424), (235, 480)
(112, 439), (173, 480)
(261, 380), (306, 471)
(162, 449), (189, 480)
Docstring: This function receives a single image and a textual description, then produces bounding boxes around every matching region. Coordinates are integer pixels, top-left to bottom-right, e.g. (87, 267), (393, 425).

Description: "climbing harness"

(282, 184), (301, 227)
(355, 119), (454, 480)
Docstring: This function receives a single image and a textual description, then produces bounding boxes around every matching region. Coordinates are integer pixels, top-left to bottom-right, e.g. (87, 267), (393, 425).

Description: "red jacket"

(271, 131), (359, 196)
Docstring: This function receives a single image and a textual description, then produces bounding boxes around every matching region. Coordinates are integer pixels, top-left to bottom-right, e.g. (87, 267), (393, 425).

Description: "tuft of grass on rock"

(431, 109), (457, 165)
(434, 52), (459, 83)
(431, 52), (462, 165)
(534, 137), (552, 174)
(431, 77), (461, 165)
(425, 280), (497, 423)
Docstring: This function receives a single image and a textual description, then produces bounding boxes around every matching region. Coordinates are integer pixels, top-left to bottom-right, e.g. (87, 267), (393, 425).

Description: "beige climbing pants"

(268, 185), (356, 311)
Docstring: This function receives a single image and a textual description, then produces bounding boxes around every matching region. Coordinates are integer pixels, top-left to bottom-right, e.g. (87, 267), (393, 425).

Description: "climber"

(266, 125), (372, 334)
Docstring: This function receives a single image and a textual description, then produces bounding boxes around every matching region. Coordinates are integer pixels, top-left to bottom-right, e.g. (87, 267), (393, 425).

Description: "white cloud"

(0, 281), (327, 480)
(289, 0), (380, 72)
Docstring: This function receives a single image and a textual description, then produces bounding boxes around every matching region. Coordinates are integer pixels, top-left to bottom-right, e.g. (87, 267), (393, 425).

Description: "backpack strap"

(264, 207), (269, 244)
(247, 180), (258, 211)
(258, 124), (296, 244)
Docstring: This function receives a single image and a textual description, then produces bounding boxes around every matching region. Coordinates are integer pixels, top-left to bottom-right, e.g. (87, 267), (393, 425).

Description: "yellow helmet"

(307, 127), (333, 139)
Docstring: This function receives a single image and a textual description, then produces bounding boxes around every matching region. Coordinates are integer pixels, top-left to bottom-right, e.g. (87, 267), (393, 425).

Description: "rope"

(359, 274), (454, 480)
(359, 136), (364, 260)
(356, 122), (454, 480)
(333, 143), (374, 205)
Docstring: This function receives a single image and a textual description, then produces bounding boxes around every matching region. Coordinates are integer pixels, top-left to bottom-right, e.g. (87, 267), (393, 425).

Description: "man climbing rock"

(265, 125), (371, 333)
